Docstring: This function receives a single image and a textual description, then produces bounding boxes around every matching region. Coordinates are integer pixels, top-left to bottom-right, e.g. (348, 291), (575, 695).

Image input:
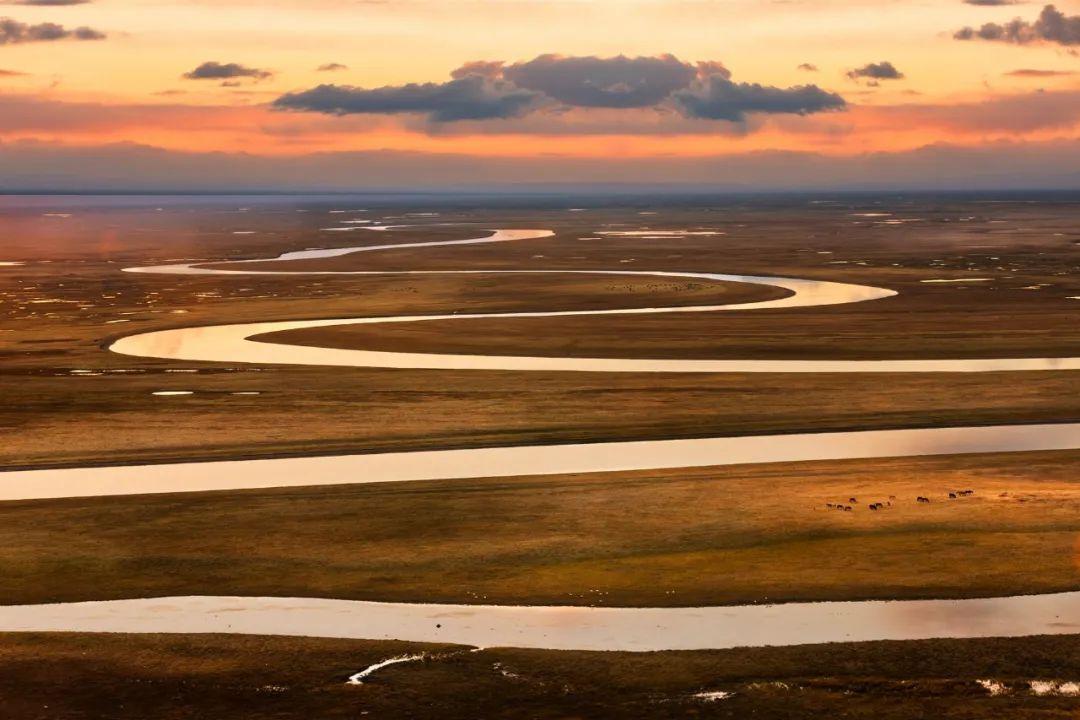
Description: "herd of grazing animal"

(826, 490), (975, 512)
(825, 497), (892, 512)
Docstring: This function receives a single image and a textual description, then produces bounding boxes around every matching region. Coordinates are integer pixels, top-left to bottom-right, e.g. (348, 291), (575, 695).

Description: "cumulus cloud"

(500, 54), (699, 108)
(847, 61), (904, 81)
(450, 60), (504, 79)
(672, 76), (846, 121)
(183, 61), (273, 82)
(317, 63), (348, 72)
(797, 63), (819, 72)
(955, 4), (1080, 46)
(273, 75), (543, 121)
(694, 60), (732, 80)
(274, 54), (846, 124)
(0, 17), (104, 44)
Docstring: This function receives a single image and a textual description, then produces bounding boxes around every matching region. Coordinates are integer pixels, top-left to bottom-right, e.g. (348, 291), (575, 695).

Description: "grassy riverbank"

(3, 631), (1079, 719)
(3, 202), (1078, 469)
(2, 199), (1078, 718)
(2, 450), (1078, 606)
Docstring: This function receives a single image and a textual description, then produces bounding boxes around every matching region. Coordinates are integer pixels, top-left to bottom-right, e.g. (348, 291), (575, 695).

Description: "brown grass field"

(1, 450), (1078, 606)
(2, 203), (1077, 468)
(1, 199), (1078, 718)
(3, 632), (1080, 719)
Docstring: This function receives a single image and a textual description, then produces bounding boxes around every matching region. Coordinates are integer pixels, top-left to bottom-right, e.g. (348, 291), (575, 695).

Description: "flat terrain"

(3, 631), (1079, 719)
(1, 199), (1078, 469)
(261, 215), (1080, 361)
(2, 450), (1078, 606)
(1, 196), (1078, 719)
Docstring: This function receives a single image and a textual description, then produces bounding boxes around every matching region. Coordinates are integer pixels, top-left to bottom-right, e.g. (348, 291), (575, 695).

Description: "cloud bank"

(501, 54), (699, 108)
(1, 139), (1076, 192)
(955, 4), (1080, 46)
(183, 61), (273, 82)
(0, 17), (104, 45)
(275, 75), (542, 121)
(274, 54), (845, 125)
(672, 77), (845, 121)
(847, 61), (904, 81)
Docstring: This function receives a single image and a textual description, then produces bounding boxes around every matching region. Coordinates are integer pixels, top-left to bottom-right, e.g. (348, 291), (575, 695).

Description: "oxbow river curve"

(2, 225), (1078, 652)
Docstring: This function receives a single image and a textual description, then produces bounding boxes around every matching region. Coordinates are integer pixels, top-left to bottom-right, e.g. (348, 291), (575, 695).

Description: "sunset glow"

(1, 0), (1078, 189)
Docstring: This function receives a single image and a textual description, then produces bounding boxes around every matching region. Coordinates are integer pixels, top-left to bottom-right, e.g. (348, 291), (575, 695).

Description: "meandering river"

(2, 225), (1078, 651)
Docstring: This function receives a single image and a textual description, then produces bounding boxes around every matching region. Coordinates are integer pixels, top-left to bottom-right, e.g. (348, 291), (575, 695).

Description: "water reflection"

(1, 591), (1078, 651)
(2, 423), (1077, 501)
(4, 226), (1079, 651)
(111, 227), (1080, 373)
(123, 228), (552, 274)
(2, 227), (1073, 498)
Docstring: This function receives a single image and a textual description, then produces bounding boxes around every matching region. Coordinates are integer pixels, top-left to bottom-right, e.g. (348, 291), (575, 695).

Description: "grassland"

(259, 214), (1080, 361)
(2, 201), (1077, 606)
(3, 631), (1080, 719)
(1, 450), (1078, 606)
(2, 202), (1078, 469)
(1, 199), (1078, 719)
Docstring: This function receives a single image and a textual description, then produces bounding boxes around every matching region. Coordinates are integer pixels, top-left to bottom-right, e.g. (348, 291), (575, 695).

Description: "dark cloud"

(450, 60), (504, 79)
(8, 86), (1069, 142)
(0, 67), (27, 76)
(71, 26), (103, 39)
(501, 54), (699, 108)
(672, 76), (846, 122)
(797, 63), (819, 72)
(317, 63), (348, 72)
(183, 61), (273, 82)
(963, 0), (1019, 5)
(273, 75), (543, 121)
(955, 4), (1080, 46)
(410, 108), (759, 138)
(276, 54), (844, 124)
(847, 61), (904, 81)
(694, 60), (732, 80)
(0, 17), (104, 44)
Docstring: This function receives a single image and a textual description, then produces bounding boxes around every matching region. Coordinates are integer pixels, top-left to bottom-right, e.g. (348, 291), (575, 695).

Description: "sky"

(0, 0), (1078, 191)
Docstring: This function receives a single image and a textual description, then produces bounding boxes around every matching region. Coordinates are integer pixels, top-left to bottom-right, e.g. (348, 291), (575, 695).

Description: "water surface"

(2, 423), (1077, 501)
(3, 222), (1077, 652)
(2, 592), (1078, 652)
(111, 227), (1079, 373)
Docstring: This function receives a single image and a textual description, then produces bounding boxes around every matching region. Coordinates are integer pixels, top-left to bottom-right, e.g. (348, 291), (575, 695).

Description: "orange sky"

(0, 0), (1078, 185)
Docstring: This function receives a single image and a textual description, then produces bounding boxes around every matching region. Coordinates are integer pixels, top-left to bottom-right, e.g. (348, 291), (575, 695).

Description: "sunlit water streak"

(1, 423), (1077, 501)
(113, 228), (1077, 373)
(1, 592), (1078, 652)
